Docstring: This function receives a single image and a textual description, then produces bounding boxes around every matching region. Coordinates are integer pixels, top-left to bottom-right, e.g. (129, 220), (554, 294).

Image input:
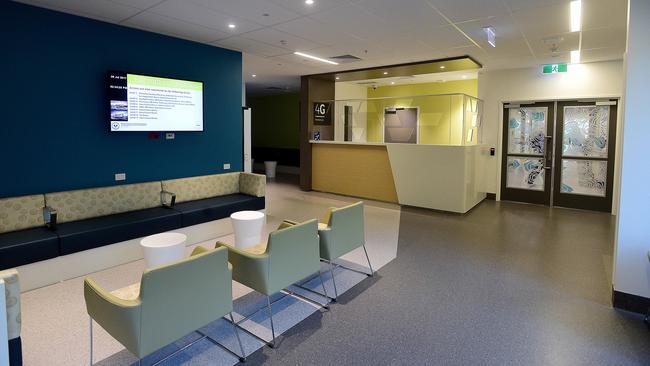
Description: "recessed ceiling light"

(391, 81), (395, 85)
(462, 75), (468, 79)
(335, 77), (340, 80)
(483, 26), (496, 47)
(571, 50), (580, 64)
(228, 23), (236, 29)
(570, 0), (581, 32)
(383, 71), (388, 75)
(294, 51), (339, 65)
(252, 74), (256, 77)
(440, 66), (445, 69)
(305, 0), (314, 4)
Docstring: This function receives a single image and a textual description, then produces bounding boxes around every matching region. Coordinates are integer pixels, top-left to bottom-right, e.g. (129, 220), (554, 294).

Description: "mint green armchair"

(84, 246), (246, 365)
(318, 201), (374, 300)
(216, 219), (328, 348)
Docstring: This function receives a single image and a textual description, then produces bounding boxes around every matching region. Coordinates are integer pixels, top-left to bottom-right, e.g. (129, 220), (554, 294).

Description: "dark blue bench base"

(0, 194), (264, 269)
(57, 207), (183, 255)
(0, 228), (59, 269)
(172, 194), (265, 227)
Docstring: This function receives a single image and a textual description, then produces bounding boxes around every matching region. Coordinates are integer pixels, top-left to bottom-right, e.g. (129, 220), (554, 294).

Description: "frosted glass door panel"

(508, 107), (547, 155)
(506, 157), (545, 191)
(560, 159), (607, 197)
(562, 106), (609, 158)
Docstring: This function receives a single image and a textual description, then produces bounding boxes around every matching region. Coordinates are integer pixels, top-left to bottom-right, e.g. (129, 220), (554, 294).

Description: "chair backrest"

(267, 219), (320, 294)
(326, 201), (365, 260)
(0, 269), (20, 340)
(138, 247), (231, 357)
(161, 173), (240, 203)
(45, 182), (162, 223)
(0, 195), (45, 233)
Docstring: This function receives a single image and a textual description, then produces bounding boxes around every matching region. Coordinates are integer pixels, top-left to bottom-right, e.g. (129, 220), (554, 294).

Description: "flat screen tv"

(108, 71), (203, 131)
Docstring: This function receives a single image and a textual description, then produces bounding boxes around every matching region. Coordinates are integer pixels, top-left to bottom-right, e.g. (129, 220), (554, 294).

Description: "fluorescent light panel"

(570, 0), (581, 32)
(571, 50), (580, 63)
(294, 51), (338, 65)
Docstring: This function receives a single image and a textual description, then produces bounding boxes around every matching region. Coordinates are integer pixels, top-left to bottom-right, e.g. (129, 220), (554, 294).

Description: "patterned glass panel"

(560, 159), (607, 197)
(563, 106), (609, 158)
(507, 107), (547, 155)
(506, 157), (545, 191)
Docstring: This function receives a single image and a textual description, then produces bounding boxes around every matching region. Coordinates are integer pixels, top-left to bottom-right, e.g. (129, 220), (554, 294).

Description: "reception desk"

(311, 141), (488, 213)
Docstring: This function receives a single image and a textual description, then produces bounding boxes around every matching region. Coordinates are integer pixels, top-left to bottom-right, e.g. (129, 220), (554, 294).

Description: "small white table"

(140, 232), (187, 268)
(230, 210), (265, 249)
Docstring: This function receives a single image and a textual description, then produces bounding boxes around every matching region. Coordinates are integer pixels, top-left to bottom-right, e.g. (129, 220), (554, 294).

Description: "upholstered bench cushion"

(57, 207), (182, 255)
(172, 194), (265, 227)
(0, 228), (59, 270)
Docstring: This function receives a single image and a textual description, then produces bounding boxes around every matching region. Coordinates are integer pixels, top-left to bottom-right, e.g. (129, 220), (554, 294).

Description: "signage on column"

(313, 102), (332, 125)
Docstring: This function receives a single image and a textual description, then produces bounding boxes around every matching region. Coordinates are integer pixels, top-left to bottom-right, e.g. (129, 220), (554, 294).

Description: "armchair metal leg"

(89, 317), (93, 366)
(230, 312), (247, 362)
(328, 260), (339, 300)
(317, 270), (330, 301)
(362, 244), (374, 277)
(267, 296), (276, 348)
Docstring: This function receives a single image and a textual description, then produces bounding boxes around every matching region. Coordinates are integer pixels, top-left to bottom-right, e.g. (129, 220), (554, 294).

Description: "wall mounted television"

(108, 71), (203, 132)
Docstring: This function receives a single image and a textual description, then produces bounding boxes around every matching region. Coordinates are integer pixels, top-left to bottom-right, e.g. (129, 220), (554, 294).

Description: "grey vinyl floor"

(242, 199), (650, 365)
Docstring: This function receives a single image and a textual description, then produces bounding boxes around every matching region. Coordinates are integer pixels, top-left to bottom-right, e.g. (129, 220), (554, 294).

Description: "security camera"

(372, 85), (378, 90)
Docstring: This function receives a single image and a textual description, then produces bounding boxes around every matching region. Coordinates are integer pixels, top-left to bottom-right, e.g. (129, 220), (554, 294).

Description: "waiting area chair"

(316, 201), (374, 300)
(1, 269), (21, 366)
(216, 219), (328, 348)
(84, 246), (245, 365)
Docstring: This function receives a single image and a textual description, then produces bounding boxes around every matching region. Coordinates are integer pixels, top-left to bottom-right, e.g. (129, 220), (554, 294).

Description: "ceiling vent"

(329, 54), (362, 63)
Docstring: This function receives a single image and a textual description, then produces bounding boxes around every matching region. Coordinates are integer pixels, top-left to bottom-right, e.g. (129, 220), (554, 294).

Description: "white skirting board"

(16, 209), (265, 292)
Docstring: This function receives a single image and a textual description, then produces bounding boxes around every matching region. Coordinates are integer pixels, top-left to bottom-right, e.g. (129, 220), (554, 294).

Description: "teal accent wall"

(0, 2), (242, 197)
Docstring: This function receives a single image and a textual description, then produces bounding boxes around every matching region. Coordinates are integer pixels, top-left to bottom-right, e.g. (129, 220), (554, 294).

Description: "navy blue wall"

(0, 2), (243, 197)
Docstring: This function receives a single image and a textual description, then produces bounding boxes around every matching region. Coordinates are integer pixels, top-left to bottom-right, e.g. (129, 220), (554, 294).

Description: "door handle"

(543, 135), (553, 170)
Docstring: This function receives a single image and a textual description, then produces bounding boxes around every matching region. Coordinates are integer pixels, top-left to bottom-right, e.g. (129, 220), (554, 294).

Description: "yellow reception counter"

(311, 141), (488, 213)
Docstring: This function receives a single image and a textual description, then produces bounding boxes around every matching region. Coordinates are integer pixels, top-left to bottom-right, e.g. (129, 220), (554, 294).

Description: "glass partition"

(313, 93), (483, 146)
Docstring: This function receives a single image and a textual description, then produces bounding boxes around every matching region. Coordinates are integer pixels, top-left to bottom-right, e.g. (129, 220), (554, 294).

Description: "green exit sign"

(542, 63), (568, 74)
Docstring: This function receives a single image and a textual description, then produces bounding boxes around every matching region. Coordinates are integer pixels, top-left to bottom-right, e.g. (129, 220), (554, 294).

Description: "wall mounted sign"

(313, 102), (332, 126)
(542, 63), (568, 74)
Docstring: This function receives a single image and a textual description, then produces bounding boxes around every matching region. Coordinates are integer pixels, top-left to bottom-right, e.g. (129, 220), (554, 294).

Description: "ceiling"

(340, 69), (480, 88)
(15, 0), (627, 95)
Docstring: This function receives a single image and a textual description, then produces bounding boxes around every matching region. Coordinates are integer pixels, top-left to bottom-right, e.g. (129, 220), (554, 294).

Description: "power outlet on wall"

(115, 173), (126, 181)
(223, 163), (231, 170)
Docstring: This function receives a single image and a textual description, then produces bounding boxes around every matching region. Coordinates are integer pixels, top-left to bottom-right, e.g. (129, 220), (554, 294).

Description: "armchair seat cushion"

(0, 227), (59, 269)
(57, 207), (182, 255)
(172, 194), (265, 227)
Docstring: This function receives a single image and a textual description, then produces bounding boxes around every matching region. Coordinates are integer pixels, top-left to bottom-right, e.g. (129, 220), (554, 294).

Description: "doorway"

(500, 100), (617, 212)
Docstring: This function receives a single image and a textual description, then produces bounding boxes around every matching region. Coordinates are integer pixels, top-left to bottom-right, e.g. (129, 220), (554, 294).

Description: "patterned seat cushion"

(162, 173), (240, 203)
(0, 195), (45, 234)
(239, 173), (266, 197)
(0, 269), (21, 340)
(45, 182), (162, 223)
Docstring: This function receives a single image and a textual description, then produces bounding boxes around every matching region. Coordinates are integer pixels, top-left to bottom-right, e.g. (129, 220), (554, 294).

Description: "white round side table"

(140, 232), (187, 268)
(230, 211), (265, 249)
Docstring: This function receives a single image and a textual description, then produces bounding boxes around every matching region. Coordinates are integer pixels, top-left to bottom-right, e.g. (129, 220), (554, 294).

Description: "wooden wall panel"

(312, 144), (398, 203)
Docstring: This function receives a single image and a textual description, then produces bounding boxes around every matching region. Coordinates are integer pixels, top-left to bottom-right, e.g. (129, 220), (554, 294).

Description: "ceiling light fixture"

(305, 0), (314, 5)
(294, 51), (339, 65)
(462, 75), (468, 79)
(252, 74), (256, 77)
(383, 71), (388, 75)
(440, 66), (445, 69)
(571, 50), (580, 64)
(483, 26), (496, 47)
(335, 76), (340, 80)
(391, 81), (395, 85)
(570, 0), (581, 32)
(228, 23), (236, 29)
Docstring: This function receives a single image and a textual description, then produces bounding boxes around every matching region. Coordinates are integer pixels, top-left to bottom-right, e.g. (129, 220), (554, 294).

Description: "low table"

(140, 232), (187, 268)
(230, 211), (265, 250)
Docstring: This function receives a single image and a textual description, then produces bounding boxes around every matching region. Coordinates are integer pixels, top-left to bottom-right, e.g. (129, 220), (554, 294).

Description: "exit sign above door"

(542, 64), (568, 74)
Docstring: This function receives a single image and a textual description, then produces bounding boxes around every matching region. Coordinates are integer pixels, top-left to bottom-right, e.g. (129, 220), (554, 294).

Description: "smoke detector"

(542, 36), (565, 54)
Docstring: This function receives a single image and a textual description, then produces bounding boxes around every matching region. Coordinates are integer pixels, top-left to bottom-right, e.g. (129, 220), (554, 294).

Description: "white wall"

(477, 61), (625, 205)
(613, 0), (650, 300)
(335, 82), (368, 142)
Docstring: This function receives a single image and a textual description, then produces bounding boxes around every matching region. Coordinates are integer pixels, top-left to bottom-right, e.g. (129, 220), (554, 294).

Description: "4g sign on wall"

(313, 102), (332, 126)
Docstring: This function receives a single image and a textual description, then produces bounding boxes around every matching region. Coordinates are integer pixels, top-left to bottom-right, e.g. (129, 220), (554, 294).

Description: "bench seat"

(57, 207), (182, 255)
(0, 227), (59, 269)
(172, 193), (265, 227)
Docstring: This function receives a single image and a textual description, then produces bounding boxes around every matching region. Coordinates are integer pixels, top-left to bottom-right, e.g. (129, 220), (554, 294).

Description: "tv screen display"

(108, 71), (203, 131)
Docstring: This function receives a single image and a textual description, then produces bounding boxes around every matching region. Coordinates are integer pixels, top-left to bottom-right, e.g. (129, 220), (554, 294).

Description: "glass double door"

(500, 100), (617, 212)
